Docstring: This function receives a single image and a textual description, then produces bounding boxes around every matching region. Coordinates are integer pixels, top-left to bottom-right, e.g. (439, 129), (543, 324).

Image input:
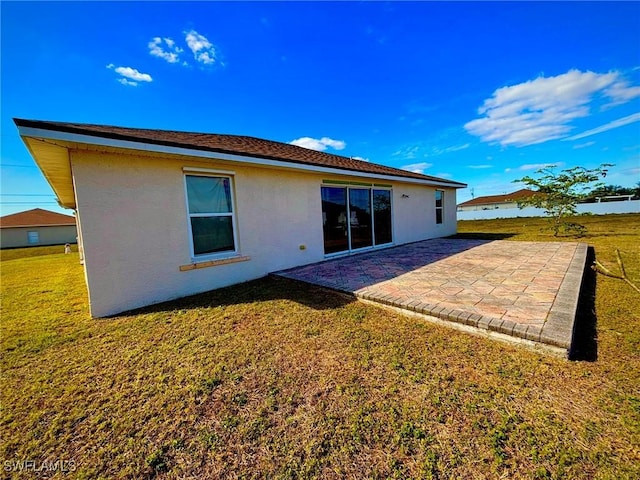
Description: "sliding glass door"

(321, 187), (349, 254)
(321, 186), (392, 255)
(349, 188), (373, 250)
(373, 189), (392, 245)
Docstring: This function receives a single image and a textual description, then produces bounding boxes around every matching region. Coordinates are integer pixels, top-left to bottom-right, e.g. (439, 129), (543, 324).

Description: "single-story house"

(0, 208), (77, 249)
(15, 119), (467, 317)
(457, 188), (538, 212)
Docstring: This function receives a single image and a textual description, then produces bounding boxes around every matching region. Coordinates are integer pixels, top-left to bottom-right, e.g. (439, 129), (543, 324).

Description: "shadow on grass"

(120, 276), (355, 317)
(569, 246), (598, 361)
(119, 239), (495, 318)
(447, 232), (515, 240)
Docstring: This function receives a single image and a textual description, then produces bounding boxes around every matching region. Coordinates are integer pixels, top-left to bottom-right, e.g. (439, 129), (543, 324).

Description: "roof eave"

(18, 135), (76, 209)
(17, 124), (467, 189)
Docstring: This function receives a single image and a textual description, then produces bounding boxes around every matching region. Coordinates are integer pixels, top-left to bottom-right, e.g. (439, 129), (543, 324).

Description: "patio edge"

(358, 299), (568, 357)
(539, 242), (588, 352)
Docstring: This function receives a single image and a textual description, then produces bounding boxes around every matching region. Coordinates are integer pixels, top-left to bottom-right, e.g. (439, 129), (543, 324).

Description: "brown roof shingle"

(14, 119), (466, 186)
(458, 189), (539, 207)
(0, 208), (76, 228)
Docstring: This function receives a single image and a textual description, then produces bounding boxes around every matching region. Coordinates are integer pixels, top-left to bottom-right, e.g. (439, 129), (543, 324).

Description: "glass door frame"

(321, 183), (394, 257)
(348, 186), (374, 252)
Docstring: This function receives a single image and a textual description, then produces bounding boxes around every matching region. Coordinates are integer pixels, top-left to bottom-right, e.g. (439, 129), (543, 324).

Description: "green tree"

(514, 164), (613, 236)
(585, 184), (635, 201)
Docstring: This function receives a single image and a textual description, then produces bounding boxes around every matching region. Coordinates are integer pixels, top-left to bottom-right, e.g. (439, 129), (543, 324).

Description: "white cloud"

(107, 64), (152, 86)
(439, 143), (470, 154)
(604, 80), (640, 106)
(465, 69), (640, 147)
(115, 66), (152, 82)
(392, 145), (420, 159)
(352, 156), (370, 162)
(185, 30), (217, 65)
(564, 112), (640, 141)
(392, 143), (469, 160)
(505, 162), (564, 173)
(401, 162), (433, 174)
(149, 37), (183, 64)
(573, 141), (596, 149)
(467, 164), (493, 169)
(118, 78), (138, 87)
(518, 163), (558, 171)
(289, 136), (346, 151)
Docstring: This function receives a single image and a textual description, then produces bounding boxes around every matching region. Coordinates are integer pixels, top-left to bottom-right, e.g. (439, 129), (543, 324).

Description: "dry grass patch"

(1, 214), (639, 479)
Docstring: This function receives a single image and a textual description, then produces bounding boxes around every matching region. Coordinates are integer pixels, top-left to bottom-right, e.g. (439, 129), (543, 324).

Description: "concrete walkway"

(275, 239), (587, 355)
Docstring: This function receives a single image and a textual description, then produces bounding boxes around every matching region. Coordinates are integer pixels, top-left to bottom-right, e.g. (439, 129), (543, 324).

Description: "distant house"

(0, 208), (77, 249)
(457, 189), (538, 212)
(15, 118), (466, 317)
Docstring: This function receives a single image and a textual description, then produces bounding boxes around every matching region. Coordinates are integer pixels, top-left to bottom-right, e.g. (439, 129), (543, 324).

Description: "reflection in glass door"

(373, 189), (392, 245)
(349, 188), (373, 250)
(321, 187), (349, 254)
(322, 185), (393, 255)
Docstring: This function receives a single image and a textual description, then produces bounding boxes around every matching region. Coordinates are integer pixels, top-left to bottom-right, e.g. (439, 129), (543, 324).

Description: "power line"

(0, 194), (54, 196)
(0, 201), (59, 204)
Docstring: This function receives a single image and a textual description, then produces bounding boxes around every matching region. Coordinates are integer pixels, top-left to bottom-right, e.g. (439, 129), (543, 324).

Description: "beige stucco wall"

(393, 185), (458, 243)
(0, 225), (77, 249)
(70, 149), (459, 317)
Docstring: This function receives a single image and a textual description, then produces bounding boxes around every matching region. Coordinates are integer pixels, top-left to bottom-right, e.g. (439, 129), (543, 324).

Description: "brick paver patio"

(275, 239), (587, 355)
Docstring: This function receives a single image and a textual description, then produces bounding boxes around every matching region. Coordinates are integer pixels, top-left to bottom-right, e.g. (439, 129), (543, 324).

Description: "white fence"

(457, 200), (640, 221)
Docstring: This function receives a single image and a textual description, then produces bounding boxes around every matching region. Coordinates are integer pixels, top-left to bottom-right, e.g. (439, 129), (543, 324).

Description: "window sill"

(179, 255), (251, 271)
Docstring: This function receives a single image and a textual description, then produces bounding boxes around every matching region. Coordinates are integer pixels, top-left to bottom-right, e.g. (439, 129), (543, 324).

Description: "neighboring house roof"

(0, 208), (76, 228)
(14, 119), (467, 209)
(458, 189), (539, 207)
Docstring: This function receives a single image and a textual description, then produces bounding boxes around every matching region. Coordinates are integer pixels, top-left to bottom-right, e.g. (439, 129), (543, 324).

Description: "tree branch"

(592, 250), (640, 295)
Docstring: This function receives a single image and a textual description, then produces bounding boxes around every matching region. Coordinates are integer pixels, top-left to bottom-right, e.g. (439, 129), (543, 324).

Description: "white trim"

(182, 166), (236, 175)
(183, 173), (239, 261)
(321, 184), (394, 257)
(18, 126), (466, 189)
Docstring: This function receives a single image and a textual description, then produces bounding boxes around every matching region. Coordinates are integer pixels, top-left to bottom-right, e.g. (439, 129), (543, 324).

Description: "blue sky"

(1, 1), (639, 216)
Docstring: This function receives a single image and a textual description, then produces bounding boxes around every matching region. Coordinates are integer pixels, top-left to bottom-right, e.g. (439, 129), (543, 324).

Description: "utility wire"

(0, 202), (59, 205)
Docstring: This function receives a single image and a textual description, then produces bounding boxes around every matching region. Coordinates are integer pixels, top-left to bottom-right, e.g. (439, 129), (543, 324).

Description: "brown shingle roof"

(458, 189), (539, 207)
(0, 208), (76, 228)
(14, 119), (466, 186)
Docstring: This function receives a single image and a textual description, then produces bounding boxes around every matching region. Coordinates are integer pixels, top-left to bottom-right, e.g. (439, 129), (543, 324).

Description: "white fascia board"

(18, 126), (467, 189)
(183, 166), (236, 176)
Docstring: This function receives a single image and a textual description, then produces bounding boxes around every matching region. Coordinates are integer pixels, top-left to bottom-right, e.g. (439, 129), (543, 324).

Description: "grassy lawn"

(0, 244), (78, 262)
(1, 214), (639, 479)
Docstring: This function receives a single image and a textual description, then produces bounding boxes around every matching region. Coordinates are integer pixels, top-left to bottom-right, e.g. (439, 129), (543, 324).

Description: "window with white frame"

(185, 175), (236, 256)
(27, 231), (39, 244)
(435, 190), (444, 224)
